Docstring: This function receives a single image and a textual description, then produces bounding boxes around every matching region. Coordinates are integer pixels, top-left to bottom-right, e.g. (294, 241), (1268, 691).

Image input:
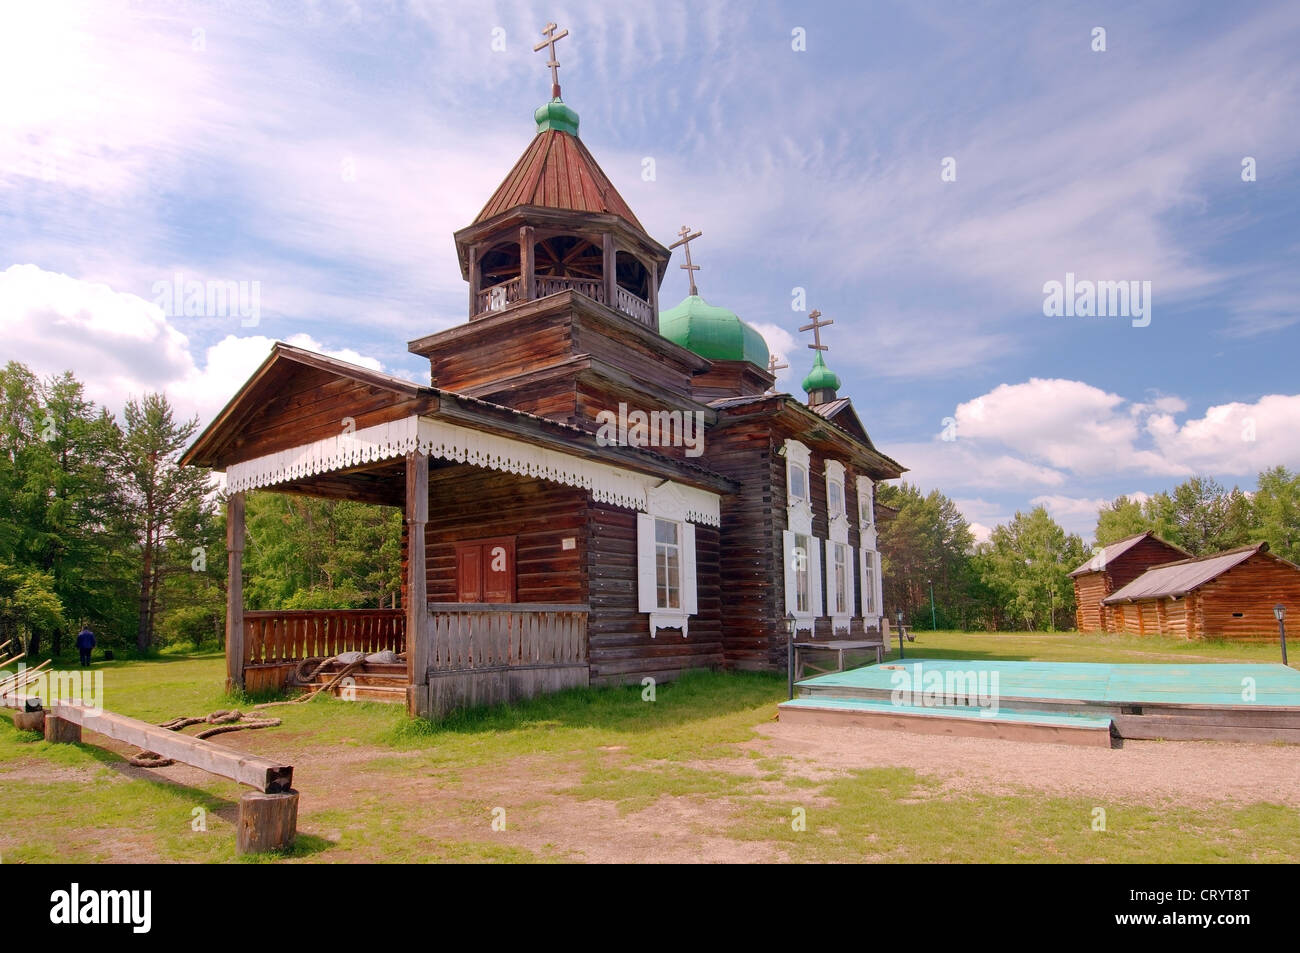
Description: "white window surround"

(784, 439), (812, 536)
(636, 482), (699, 638)
(860, 547), (882, 626)
(826, 459), (848, 544)
(856, 475), (876, 540)
(223, 414), (720, 527)
(826, 539), (855, 634)
(783, 529), (822, 632)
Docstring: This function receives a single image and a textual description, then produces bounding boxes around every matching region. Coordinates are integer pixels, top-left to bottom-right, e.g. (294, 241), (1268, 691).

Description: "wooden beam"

(602, 232), (616, 309)
(405, 451), (430, 716)
(520, 225), (535, 301)
(45, 702), (293, 792)
(647, 259), (659, 330)
(226, 491), (245, 692)
(467, 244), (480, 317)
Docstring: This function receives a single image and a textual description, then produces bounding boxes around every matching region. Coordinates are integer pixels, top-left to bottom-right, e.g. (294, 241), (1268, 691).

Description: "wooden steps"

(299, 660), (409, 704)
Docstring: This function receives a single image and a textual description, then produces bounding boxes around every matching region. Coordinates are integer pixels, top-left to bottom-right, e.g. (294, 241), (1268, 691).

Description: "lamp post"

(928, 579), (937, 631)
(1275, 604), (1288, 667)
(786, 612), (797, 699)
(895, 609), (906, 660)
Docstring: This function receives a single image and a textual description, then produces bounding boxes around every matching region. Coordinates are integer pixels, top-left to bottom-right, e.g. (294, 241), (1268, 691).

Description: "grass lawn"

(1, 631), (1296, 863)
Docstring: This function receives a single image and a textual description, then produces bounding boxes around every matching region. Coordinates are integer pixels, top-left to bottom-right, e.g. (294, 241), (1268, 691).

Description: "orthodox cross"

(767, 353), (788, 376)
(669, 225), (703, 296)
(534, 22), (570, 99)
(799, 309), (833, 351)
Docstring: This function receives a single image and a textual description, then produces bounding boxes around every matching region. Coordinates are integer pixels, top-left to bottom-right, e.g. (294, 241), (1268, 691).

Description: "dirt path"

(753, 722), (1300, 806)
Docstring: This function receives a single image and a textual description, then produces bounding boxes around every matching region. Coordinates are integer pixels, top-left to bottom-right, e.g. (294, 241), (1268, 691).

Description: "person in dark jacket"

(75, 624), (95, 666)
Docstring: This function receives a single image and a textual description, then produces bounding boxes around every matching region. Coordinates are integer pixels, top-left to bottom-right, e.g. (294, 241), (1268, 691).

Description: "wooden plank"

(50, 703), (293, 792)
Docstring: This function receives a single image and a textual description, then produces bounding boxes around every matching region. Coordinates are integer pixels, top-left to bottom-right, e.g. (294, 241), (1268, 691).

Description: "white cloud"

(0, 264), (387, 426)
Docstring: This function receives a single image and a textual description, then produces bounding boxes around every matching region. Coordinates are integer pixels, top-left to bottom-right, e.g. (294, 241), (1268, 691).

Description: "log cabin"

(1069, 531), (1190, 632)
(1100, 542), (1300, 641)
(181, 42), (906, 716)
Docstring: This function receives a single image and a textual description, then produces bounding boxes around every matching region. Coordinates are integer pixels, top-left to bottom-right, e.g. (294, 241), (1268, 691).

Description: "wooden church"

(182, 24), (906, 716)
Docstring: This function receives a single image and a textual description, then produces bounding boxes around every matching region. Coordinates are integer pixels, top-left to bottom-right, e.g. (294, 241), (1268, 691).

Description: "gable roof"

(1069, 531), (1190, 577)
(1101, 543), (1280, 603)
(810, 397), (874, 447)
(473, 129), (645, 231)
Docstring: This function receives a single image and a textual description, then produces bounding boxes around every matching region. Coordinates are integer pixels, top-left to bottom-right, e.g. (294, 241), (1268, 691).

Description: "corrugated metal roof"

(1102, 545), (1264, 603)
(473, 130), (645, 231)
(1069, 532), (1151, 576)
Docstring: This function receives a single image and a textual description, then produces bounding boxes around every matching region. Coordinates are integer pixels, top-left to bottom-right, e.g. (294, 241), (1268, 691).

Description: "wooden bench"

(793, 639), (885, 679)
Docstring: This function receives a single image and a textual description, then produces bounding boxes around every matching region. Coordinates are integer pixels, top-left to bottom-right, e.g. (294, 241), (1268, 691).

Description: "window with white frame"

(785, 440), (812, 510)
(782, 529), (822, 626)
(655, 518), (681, 610)
(832, 542), (848, 615)
(825, 460), (847, 524)
(636, 483), (702, 638)
(863, 555), (876, 616)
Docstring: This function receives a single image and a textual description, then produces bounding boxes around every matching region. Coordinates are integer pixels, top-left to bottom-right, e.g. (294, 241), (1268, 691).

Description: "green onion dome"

(801, 351), (841, 393)
(659, 295), (771, 369)
(534, 98), (580, 135)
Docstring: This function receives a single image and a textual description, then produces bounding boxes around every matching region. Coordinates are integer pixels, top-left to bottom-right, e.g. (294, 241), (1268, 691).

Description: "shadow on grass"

(238, 833), (334, 862)
(394, 668), (785, 741)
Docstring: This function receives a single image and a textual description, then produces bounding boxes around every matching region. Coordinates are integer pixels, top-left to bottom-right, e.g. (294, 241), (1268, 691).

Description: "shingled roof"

(472, 129), (645, 231)
(1068, 531), (1190, 577)
(1101, 543), (1271, 603)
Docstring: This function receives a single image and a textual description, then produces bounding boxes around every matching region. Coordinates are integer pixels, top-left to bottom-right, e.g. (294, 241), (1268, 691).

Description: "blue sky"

(2, 0), (1298, 541)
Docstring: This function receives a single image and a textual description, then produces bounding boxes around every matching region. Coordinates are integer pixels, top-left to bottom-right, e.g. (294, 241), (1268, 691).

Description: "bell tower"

(449, 22), (670, 328)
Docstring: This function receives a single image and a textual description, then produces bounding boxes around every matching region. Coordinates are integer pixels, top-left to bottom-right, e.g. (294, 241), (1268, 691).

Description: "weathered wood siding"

(1196, 552), (1300, 640)
(585, 502), (724, 685)
(1074, 572), (1109, 632)
(424, 466), (588, 605)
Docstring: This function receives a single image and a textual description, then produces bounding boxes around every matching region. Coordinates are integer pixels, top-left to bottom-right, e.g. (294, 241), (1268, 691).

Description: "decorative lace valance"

(224, 415), (720, 526)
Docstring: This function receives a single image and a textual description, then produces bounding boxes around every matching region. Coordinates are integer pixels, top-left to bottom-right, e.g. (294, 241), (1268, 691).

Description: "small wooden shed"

(1100, 542), (1300, 641)
(1069, 532), (1190, 632)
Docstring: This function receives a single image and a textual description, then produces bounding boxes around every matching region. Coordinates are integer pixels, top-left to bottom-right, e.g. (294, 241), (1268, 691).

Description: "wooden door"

(455, 536), (516, 603)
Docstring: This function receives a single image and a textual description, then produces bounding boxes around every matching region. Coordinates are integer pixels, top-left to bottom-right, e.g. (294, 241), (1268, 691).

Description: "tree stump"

(13, 709), (45, 732)
(44, 715), (81, 743)
(236, 789), (299, 854)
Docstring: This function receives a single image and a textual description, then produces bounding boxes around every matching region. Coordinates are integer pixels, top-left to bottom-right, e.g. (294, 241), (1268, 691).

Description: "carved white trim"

(856, 475), (875, 532)
(826, 459), (848, 543)
(224, 415), (721, 526)
(784, 439), (812, 535)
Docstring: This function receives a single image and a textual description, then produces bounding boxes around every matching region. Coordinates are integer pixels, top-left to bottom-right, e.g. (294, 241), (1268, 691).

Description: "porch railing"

(474, 275), (653, 325)
(428, 603), (587, 671)
(244, 609), (405, 665)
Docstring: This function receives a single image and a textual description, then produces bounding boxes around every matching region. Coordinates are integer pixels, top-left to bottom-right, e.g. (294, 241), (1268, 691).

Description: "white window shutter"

(782, 530), (797, 616)
(636, 513), (657, 613)
(681, 521), (698, 615)
(846, 545), (856, 619)
(810, 537), (823, 618)
(859, 548), (870, 618)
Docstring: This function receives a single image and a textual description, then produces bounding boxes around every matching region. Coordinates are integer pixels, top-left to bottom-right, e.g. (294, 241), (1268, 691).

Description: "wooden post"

(520, 226), (535, 301)
(602, 232), (616, 308)
(44, 714), (81, 744)
(405, 451), (429, 716)
(226, 491), (245, 692)
(13, 709), (45, 732)
(468, 244), (480, 317)
(236, 789), (299, 854)
(647, 260), (660, 330)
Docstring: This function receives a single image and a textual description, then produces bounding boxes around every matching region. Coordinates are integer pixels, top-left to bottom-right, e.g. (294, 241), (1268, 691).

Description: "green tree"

(1253, 466), (1300, 564)
(114, 393), (211, 652)
(877, 482), (974, 628)
(979, 506), (1087, 631)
